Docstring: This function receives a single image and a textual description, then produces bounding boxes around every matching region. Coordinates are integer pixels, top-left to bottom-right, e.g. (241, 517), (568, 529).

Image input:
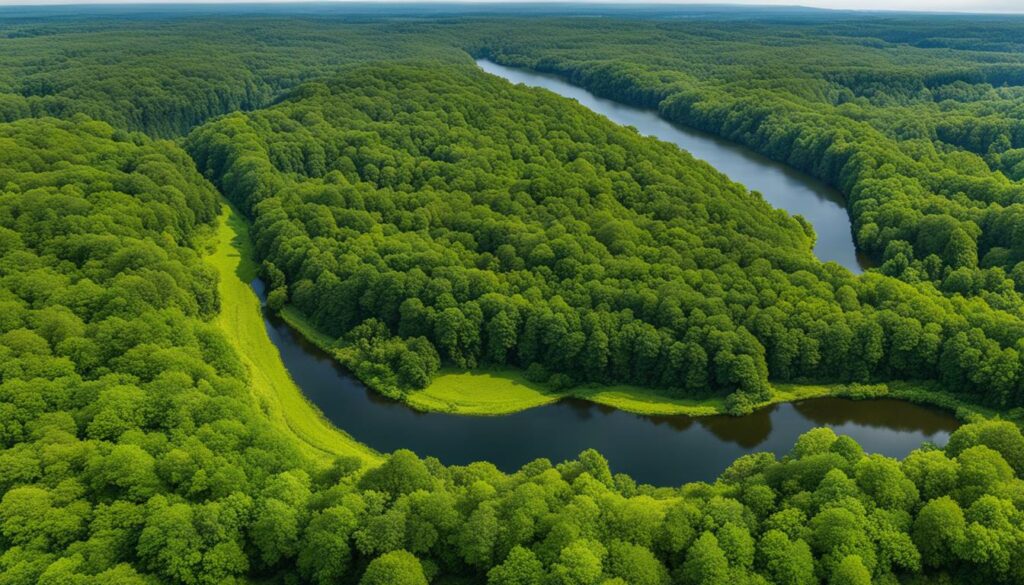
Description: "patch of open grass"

(573, 382), (832, 417)
(208, 203), (379, 466)
(278, 308), (566, 415)
(407, 368), (566, 415)
(573, 385), (728, 416)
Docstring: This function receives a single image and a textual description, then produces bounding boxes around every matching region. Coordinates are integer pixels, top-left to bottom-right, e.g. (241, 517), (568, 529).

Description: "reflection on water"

(256, 280), (959, 486)
(699, 407), (776, 449)
(476, 59), (872, 273)
(794, 398), (959, 436)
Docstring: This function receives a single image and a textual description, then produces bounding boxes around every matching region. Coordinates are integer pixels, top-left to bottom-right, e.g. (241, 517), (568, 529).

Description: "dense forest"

(188, 63), (1024, 412)
(472, 17), (1024, 293)
(1, 6), (1024, 585)
(0, 13), (465, 136)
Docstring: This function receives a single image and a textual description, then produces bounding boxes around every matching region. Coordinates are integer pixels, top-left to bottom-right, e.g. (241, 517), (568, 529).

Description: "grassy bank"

(276, 301), (1003, 422)
(279, 306), (566, 415)
(208, 203), (380, 466)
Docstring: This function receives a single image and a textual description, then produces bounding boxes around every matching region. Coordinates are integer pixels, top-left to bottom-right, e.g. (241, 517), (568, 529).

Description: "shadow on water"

(794, 398), (960, 436)
(254, 278), (958, 486)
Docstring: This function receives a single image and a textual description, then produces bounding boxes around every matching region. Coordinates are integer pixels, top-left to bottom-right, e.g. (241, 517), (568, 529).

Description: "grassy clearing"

(406, 368), (565, 415)
(208, 203), (379, 466)
(571, 382), (833, 416)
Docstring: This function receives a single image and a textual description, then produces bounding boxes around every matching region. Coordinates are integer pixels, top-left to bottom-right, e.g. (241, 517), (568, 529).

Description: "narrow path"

(208, 202), (380, 466)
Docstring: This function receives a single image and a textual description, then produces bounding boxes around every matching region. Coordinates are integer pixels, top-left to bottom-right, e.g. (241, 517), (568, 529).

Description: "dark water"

(476, 59), (871, 273)
(254, 280), (957, 485)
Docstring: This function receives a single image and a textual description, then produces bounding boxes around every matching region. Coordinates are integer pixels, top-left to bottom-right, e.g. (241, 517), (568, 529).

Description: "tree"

(250, 498), (300, 568)
(830, 555), (872, 585)
(298, 506), (359, 585)
(549, 539), (607, 585)
(912, 497), (966, 568)
(605, 540), (669, 585)
(854, 455), (919, 511)
(358, 450), (434, 499)
(945, 421), (1024, 475)
(488, 546), (546, 585)
(359, 550), (428, 585)
(679, 532), (729, 585)
(901, 450), (959, 502)
(756, 530), (815, 585)
(954, 445), (1014, 504)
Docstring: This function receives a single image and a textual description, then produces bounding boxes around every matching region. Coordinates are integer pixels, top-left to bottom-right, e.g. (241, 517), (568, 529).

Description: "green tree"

(831, 555), (872, 585)
(679, 532), (729, 585)
(359, 550), (428, 585)
(487, 546), (546, 585)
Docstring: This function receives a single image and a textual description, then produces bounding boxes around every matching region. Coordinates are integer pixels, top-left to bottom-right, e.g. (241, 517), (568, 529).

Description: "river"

(255, 278), (956, 485)
(253, 62), (957, 485)
(476, 59), (871, 273)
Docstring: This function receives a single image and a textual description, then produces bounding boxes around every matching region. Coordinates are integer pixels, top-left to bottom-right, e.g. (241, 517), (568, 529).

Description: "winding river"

(257, 281), (956, 486)
(477, 59), (871, 273)
(254, 61), (957, 485)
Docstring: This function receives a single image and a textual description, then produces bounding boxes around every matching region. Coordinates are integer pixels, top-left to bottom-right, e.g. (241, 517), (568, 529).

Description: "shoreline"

(207, 203), (381, 466)
(275, 300), (997, 423)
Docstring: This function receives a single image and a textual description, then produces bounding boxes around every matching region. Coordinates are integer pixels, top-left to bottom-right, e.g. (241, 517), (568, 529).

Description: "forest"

(1, 5), (1024, 585)
(187, 63), (1024, 413)
(472, 17), (1024, 290)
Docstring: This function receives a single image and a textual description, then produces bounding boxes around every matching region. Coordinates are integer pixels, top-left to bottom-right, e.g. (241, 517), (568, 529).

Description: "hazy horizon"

(0, 1), (1021, 15)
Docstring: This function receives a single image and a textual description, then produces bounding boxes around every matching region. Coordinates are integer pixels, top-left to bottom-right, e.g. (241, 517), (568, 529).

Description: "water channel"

(256, 281), (957, 486)
(254, 61), (956, 485)
(476, 58), (871, 273)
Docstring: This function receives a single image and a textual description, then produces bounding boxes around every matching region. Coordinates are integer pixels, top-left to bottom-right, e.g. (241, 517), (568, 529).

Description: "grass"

(569, 382), (835, 416)
(573, 385), (727, 416)
(405, 368), (564, 415)
(208, 203), (380, 466)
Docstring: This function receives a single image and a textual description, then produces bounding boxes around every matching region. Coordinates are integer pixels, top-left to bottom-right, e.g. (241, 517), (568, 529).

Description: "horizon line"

(0, 1), (1021, 16)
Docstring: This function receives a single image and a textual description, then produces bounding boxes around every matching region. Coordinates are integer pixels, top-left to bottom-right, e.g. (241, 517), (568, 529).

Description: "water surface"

(255, 281), (957, 485)
(476, 59), (871, 272)
(255, 63), (958, 485)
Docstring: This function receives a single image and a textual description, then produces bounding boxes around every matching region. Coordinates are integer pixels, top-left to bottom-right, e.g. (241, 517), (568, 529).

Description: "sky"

(0, 0), (1020, 13)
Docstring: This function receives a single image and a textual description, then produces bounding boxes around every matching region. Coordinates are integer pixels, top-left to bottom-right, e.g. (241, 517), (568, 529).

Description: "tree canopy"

(190, 63), (1024, 412)
(2, 7), (1024, 584)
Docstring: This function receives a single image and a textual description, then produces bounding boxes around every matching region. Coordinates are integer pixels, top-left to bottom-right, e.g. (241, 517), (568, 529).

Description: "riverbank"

(279, 306), (562, 415)
(276, 301), (1000, 423)
(208, 203), (380, 466)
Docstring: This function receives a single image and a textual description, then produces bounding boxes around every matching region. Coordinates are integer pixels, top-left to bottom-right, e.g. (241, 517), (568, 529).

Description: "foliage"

(0, 13), (465, 137)
(472, 16), (1024, 303)
(190, 63), (1024, 411)
(3, 7), (1024, 585)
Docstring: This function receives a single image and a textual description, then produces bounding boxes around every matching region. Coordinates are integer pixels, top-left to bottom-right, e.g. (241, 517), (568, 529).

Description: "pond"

(476, 58), (872, 273)
(255, 280), (958, 486)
